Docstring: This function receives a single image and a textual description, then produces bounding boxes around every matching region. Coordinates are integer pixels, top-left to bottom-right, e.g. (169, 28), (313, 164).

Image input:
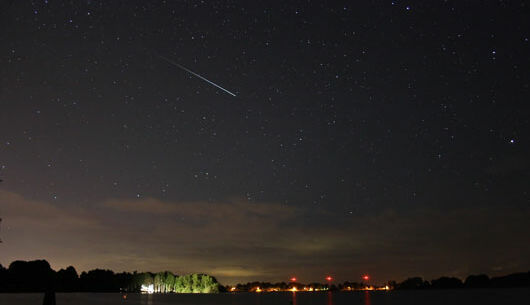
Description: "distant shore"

(1, 259), (529, 293)
(226, 271), (530, 293)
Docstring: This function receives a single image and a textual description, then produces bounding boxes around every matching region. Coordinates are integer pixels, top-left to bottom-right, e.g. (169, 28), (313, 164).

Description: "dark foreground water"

(1, 289), (529, 305)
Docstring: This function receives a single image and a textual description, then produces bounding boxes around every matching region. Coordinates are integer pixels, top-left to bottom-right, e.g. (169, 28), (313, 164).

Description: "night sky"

(1, 1), (529, 284)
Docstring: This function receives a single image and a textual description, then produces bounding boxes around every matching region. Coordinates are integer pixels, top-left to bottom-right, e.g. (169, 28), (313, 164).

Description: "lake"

(1, 289), (529, 305)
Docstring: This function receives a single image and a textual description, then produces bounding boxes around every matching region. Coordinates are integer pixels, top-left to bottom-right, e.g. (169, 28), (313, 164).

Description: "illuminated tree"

(192, 273), (201, 293)
(135, 272), (153, 290)
(174, 274), (192, 293)
(163, 272), (175, 293)
(154, 272), (165, 293)
(200, 275), (220, 293)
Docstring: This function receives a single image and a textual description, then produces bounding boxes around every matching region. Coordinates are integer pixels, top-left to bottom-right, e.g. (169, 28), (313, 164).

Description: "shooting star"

(157, 54), (237, 97)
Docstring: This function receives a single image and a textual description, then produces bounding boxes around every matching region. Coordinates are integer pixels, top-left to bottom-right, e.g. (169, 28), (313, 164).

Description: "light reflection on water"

(142, 293), (153, 305)
(290, 291), (332, 305)
(364, 291), (371, 305)
(0, 289), (528, 305)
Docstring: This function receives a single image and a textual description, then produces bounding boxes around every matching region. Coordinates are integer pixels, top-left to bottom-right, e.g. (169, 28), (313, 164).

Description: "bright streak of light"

(157, 54), (237, 97)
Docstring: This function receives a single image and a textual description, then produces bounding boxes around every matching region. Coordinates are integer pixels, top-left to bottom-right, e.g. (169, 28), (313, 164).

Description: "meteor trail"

(157, 54), (237, 97)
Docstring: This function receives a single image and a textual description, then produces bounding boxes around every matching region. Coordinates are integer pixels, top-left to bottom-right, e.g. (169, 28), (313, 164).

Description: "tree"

(56, 266), (79, 292)
(430, 277), (463, 289)
(464, 274), (490, 288)
(171, 274), (219, 293)
(8, 260), (55, 292)
(490, 272), (530, 288)
(79, 269), (117, 292)
(180, 275), (193, 293)
(192, 273), (201, 293)
(201, 274), (220, 293)
(154, 272), (163, 293)
(0, 264), (7, 292)
(174, 275), (192, 293)
(115, 272), (134, 292)
(0, 259), (222, 293)
(163, 272), (175, 293)
(134, 272), (154, 291)
(396, 277), (429, 289)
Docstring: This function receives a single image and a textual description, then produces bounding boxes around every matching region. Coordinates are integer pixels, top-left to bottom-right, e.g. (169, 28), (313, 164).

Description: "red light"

(326, 276), (333, 281)
(290, 277), (297, 282)
(362, 275), (369, 281)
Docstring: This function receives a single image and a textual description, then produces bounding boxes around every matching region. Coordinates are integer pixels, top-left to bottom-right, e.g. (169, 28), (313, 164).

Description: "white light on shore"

(141, 284), (154, 294)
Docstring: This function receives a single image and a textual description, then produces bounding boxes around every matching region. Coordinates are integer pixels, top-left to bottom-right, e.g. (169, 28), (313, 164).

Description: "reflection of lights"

(141, 284), (154, 294)
(364, 286), (374, 291)
(375, 285), (390, 291)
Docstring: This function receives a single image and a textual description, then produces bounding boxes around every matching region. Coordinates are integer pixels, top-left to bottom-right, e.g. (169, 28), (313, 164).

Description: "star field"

(0, 1), (529, 283)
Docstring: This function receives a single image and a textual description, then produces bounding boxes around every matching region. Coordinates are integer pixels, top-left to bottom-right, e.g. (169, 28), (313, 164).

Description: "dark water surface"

(1, 289), (529, 305)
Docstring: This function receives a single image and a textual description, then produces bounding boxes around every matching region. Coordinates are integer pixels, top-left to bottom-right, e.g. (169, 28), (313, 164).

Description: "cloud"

(0, 192), (304, 280)
(209, 267), (266, 278)
(1, 190), (529, 284)
(103, 197), (180, 214)
(103, 197), (297, 220)
(0, 190), (101, 232)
